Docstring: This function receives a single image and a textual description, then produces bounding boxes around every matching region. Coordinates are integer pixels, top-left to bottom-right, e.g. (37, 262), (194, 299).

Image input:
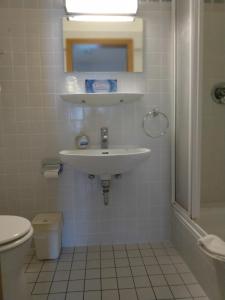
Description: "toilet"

(0, 216), (33, 300)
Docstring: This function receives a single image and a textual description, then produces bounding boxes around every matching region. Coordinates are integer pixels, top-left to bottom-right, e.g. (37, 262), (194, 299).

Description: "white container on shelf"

(32, 213), (63, 260)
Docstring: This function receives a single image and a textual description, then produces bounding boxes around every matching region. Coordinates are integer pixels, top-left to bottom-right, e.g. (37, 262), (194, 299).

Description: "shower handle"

(211, 83), (225, 104)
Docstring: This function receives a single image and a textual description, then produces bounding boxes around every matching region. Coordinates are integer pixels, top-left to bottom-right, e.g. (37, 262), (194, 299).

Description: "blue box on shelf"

(85, 80), (117, 93)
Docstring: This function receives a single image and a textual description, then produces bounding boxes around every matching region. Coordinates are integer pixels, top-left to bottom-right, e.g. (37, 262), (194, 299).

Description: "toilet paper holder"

(41, 158), (63, 177)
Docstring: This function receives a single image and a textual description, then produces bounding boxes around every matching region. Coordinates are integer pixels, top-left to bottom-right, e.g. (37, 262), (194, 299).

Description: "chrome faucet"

(101, 127), (108, 149)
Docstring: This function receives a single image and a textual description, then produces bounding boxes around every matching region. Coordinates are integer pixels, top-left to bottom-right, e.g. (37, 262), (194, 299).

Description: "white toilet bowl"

(0, 216), (33, 300)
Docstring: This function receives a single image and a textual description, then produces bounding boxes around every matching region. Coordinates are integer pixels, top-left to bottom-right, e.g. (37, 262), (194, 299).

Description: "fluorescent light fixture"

(68, 15), (135, 22)
(65, 0), (138, 15)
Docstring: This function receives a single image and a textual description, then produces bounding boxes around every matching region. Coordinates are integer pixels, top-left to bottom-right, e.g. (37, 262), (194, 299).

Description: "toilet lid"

(0, 216), (32, 245)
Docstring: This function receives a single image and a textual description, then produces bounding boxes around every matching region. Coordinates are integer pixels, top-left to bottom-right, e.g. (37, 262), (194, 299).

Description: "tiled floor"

(24, 242), (209, 300)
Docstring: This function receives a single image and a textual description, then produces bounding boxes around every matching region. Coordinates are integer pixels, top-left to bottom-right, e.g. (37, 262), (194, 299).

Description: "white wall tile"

(0, 2), (172, 246)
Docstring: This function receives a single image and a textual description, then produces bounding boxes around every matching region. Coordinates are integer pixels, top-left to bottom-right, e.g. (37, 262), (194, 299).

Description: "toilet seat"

(0, 216), (33, 252)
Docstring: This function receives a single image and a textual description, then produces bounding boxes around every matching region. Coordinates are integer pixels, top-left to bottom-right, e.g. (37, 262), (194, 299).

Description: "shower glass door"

(197, 0), (225, 240)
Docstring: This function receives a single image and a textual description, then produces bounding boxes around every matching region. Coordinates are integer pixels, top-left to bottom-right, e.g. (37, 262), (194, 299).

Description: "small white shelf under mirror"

(60, 93), (144, 106)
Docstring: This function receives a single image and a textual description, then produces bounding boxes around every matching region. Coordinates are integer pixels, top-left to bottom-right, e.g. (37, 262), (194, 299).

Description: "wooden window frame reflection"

(65, 38), (134, 72)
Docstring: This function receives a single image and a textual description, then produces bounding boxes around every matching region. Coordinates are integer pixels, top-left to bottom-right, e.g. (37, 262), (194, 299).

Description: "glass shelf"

(60, 93), (144, 106)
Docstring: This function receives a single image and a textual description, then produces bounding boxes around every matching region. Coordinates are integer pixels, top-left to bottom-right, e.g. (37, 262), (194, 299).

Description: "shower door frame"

(171, 0), (203, 219)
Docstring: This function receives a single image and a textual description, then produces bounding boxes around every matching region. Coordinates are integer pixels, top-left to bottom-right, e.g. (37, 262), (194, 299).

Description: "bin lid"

(32, 213), (63, 230)
(0, 216), (32, 245)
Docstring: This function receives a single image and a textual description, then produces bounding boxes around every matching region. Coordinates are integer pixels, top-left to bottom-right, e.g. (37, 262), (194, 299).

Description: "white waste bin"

(32, 213), (63, 260)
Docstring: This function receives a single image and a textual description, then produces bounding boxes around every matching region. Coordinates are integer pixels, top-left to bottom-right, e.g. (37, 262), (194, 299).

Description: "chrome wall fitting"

(101, 180), (111, 206)
(143, 107), (169, 138)
(101, 127), (109, 149)
(211, 83), (225, 104)
(114, 174), (122, 179)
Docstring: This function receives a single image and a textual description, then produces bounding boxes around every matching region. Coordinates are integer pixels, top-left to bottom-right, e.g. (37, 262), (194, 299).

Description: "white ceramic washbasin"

(59, 148), (151, 177)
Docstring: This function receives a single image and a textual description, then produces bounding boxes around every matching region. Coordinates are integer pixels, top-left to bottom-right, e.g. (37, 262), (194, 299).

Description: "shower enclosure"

(173, 1), (225, 299)
(196, 0), (225, 241)
(174, 0), (225, 241)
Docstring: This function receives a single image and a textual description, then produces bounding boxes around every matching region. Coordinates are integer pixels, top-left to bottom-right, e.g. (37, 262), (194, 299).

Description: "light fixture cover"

(68, 15), (135, 22)
(65, 0), (138, 15)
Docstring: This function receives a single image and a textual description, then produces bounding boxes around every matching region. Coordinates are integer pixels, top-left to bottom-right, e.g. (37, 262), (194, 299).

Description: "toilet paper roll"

(43, 169), (59, 179)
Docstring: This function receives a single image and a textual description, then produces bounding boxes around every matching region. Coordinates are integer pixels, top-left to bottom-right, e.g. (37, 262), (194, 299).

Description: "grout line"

(112, 244), (120, 300)
(83, 247), (88, 300)
(64, 247), (75, 300)
(140, 243), (159, 300)
(100, 245), (102, 300)
(29, 254), (45, 295)
(125, 245), (139, 300)
(46, 252), (63, 299)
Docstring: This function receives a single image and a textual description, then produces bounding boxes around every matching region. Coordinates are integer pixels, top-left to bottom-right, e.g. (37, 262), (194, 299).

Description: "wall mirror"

(62, 17), (143, 73)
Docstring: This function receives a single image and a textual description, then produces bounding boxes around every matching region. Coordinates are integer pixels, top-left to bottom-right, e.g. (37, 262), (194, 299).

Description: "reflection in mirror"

(62, 17), (143, 73)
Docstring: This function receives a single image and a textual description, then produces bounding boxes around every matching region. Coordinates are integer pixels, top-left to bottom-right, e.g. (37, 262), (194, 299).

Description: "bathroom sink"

(59, 148), (151, 177)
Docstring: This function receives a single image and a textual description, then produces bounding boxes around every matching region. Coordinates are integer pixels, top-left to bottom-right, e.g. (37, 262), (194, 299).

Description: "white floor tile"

(25, 272), (39, 283)
(73, 253), (86, 261)
(161, 265), (177, 274)
(143, 257), (158, 265)
(113, 245), (126, 251)
(116, 267), (132, 277)
(118, 277), (134, 289)
(101, 245), (113, 252)
(48, 294), (66, 300)
(153, 286), (173, 299)
(38, 272), (54, 283)
(102, 290), (119, 300)
(101, 278), (117, 290)
(187, 284), (206, 297)
(85, 269), (100, 279)
(136, 287), (156, 300)
(56, 262), (72, 271)
(119, 289), (138, 300)
(150, 275), (167, 287)
(67, 280), (84, 292)
(27, 283), (35, 293)
(72, 261), (86, 270)
(84, 291), (101, 300)
(42, 262), (57, 272)
(54, 271), (70, 281)
(170, 285), (191, 298)
(66, 292), (83, 300)
(157, 256), (173, 265)
(86, 260), (101, 269)
(26, 243), (209, 300)
(88, 246), (100, 252)
(174, 263), (190, 273)
(126, 244), (139, 250)
(27, 263), (43, 273)
(101, 259), (115, 268)
(101, 268), (116, 278)
(128, 250), (141, 258)
(129, 257), (144, 266)
(134, 276), (151, 288)
(85, 279), (101, 291)
(146, 265), (162, 275)
(140, 249), (154, 257)
(50, 281), (68, 293)
(131, 266), (147, 276)
(31, 296), (48, 300)
(181, 273), (197, 284)
(165, 274), (183, 286)
(70, 270), (85, 280)
(115, 258), (130, 267)
(114, 251), (127, 258)
(33, 282), (51, 295)
(101, 252), (114, 259)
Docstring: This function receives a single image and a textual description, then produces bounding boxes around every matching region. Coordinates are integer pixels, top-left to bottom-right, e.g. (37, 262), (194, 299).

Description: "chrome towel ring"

(143, 108), (169, 138)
